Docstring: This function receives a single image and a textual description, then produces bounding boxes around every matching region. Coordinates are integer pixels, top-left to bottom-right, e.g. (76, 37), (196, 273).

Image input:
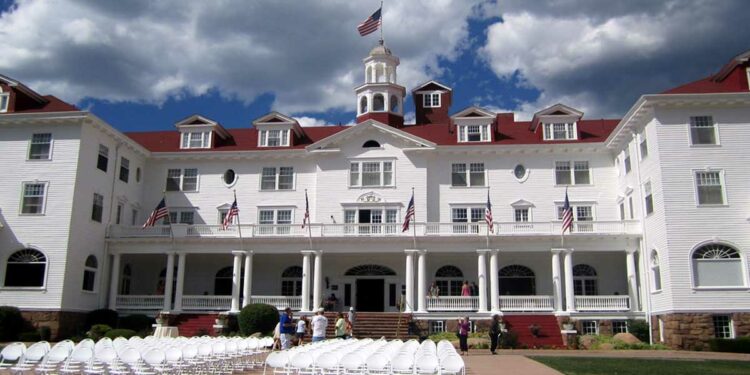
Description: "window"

(21, 182), (47, 214)
(429, 321), (446, 333)
(281, 266), (302, 296)
(624, 150), (631, 174)
(4, 249), (47, 287)
(451, 163), (485, 187)
(555, 161), (590, 185)
(362, 140), (381, 148)
(119, 157), (129, 183)
(168, 211), (195, 225)
(513, 164), (528, 181)
(451, 207), (484, 234)
(115, 203), (123, 225)
(373, 94), (385, 111)
(690, 116), (717, 145)
(223, 169), (237, 186)
(261, 167), (294, 190)
(0, 92), (8, 112)
(514, 208), (529, 223)
(628, 196), (634, 219)
(131, 208), (138, 226)
(360, 96), (368, 113)
(91, 193), (104, 222)
(343, 208), (399, 234)
(695, 171), (725, 205)
(258, 208), (293, 235)
(349, 161), (393, 187)
(259, 129), (290, 147)
(181, 131), (211, 149)
(692, 243), (743, 288)
(619, 202), (625, 221)
(423, 92), (440, 108)
(651, 250), (662, 291)
(543, 122), (577, 140)
(28, 133), (52, 160)
(136, 167), (141, 183)
(573, 264), (598, 296)
(713, 315), (734, 339)
(165, 168), (198, 192)
(581, 320), (599, 335)
(82, 255), (98, 292)
(435, 265), (464, 296)
(457, 124), (490, 142)
(557, 204), (593, 232)
(499, 265), (536, 295)
(643, 182), (653, 215)
(97, 145), (109, 172)
(639, 134), (648, 159)
(612, 321), (628, 334)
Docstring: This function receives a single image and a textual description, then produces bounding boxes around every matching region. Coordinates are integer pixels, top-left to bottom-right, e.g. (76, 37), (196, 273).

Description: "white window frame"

(20, 181), (48, 215)
(694, 169), (727, 206)
(165, 168), (199, 192)
(690, 242), (746, 289)
(115, 202), (123, 225)
(651, 250), (662, 292)
(91, 193), (104, 223)
(97, 144), (109, 172)
(349, 160), (395, 188)
(131, 207), (139, 226)
(554, 161), (591, 185)
(0, 91), (8, 113)
(581, 320), (599, 335)
(623, 149), (632, 174)
(423, 92), (441, 108)
(612, 321), (629, 334)
(257, 207), (295, 235)
(514, 208), (530, 223)
(556, 202), (595, 232)
(180, 131), (212, 149)
(713, 315), (734, 339)
(119, 157), (130, 183)
(450, 162), (486, 187)
(27, 133), (53, 161)
(3, 248), (49, 289)
(689, 115), (719, 146)
(260, 166), (295, 191)
(82, 255), (98, 293)
(258, 129), (290, 147)
(450, 206), (485, 234)
(643, 181), (654, 216)
(457, 124), (490, 143)
(542, 122), (578, 140)
(639, 133), (649, 160)
(168, 210), (196, 225)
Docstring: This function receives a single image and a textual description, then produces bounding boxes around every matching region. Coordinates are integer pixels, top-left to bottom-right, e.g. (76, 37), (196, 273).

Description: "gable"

(306, 120), (435, 152)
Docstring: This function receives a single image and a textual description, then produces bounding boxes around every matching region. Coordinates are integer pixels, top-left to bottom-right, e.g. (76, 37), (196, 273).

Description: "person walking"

(489, 314), (502, 354)
(279, 307), (295, 349)
(335, 312), (347, 339)
(296, 315), (308, 345)
(348, 307), (357, 338)
(311, 308), (328, 342)
(457, 316), (470, 356)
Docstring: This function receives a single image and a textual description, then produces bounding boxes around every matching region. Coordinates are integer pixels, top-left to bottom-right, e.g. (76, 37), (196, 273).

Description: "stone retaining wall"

(652, 312), (750, 350)
(21, 310), (87, 340)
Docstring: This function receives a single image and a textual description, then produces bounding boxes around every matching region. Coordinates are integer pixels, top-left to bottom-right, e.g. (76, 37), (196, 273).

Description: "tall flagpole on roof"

(379, 0), (384, 44)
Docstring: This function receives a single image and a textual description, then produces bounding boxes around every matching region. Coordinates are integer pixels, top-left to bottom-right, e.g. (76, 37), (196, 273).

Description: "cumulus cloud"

(294, 116), (329, 127)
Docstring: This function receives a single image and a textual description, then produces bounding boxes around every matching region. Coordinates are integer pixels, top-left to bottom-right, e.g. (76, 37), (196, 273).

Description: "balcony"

(575, 295), (630, 312)
(108, 221), (640, 240)
(426, 296), (479, 312)
(115, 295), (301, 311)
(499, 295), (555, 312)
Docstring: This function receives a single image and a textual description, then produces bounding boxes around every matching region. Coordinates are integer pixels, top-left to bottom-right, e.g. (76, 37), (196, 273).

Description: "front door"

(356, 279), (384, 312)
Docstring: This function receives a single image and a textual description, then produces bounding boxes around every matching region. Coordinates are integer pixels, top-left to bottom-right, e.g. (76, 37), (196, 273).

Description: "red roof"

(663, 60), (749, 94)
(12, 95), (79, 113)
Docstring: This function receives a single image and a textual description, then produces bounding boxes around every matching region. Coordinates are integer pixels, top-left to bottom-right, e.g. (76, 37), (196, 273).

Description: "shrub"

(627, 319), (649, 342)
(428, 331), (458, 342)
(500, 330), (519, 349)
(105, 329), (138, 339)
(0, 306), (25, 341)
(708, 337), (750, 353)
(238, 304), (279, 336)
(18, 331), (42, 342)
(39, 326), (51, 341)
(119, 314), (153, 332)
(87, 324), (112, 340)
(85, 309), (118, 330)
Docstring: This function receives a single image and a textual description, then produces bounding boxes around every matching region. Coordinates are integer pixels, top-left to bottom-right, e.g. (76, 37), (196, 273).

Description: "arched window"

(360, 96), (368, 114)
(4, 249), (47, 287)
(82, 255), (98, 292)
(366, 66), (373, 83)
(390, 95), (399, 113)
(573, 264), (598, 295)
(375, 64), (385, 83)
(214, 266), (244, 296)
(372, 94), (385, 112)
(344, 264), (397, 276)
(499, 265), (535, 296)
(120, 264), (132, 295)
(651, 251), (662, 291)
(692, 243), (744, 287)
(281, 266), (302, 296)
(362, 140), (381, 148)
(435, 265), (463, 296)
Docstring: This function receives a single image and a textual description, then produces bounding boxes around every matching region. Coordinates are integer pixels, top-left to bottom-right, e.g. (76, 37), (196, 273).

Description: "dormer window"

(423, 92), (440, 108)
(259, 129), (290, 147)
(457, 124), (490, 143)
(543, 122), (577, 140)
(181, 131), (211, 149)
(0, 91), (8, 113)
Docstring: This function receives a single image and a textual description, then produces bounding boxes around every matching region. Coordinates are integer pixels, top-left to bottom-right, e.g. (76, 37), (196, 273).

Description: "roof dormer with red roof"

(413, 80), (452, 125)
(531, 103), (584, 142)
(175, 114), (232, 149)
(252, 111), (306, 147)
(0, 74), (78, 114)
(663, 50), (750, 94)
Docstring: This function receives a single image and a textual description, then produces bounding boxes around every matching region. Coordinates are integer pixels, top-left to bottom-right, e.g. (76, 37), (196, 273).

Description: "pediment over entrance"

(357, 191), (385, 203)
(345, 264), (397, 276)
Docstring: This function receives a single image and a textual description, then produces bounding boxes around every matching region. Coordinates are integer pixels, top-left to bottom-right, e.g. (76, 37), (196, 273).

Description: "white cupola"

(354, 40), (406, 127)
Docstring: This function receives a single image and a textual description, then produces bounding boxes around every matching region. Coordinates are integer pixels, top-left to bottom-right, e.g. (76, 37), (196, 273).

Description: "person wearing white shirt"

(296, 315), (308, 345)
(311, 308), (328, 342)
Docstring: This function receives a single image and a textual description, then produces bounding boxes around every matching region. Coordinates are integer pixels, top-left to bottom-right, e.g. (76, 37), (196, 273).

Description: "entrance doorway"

(356, 279), (384, 312)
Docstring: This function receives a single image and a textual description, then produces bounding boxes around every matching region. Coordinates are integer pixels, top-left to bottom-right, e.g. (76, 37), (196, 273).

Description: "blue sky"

(1, 1), (748, 132)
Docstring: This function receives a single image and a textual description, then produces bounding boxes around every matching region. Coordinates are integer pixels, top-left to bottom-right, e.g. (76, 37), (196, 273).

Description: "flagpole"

(379, 0), (384, 43)
(486, 186), (490, 249)
(411, 187), (417, 249)
(306, 189), (313, 250)
(233, 190), (244, 252)
(163, 191), (174, 245)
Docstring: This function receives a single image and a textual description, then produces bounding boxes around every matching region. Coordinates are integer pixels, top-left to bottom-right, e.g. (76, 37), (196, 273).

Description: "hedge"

(105, 329), (138, 339)
(0, 306), (25, 341)
(85, 309), (119, 330)
(708, 336), (750, 353)
(87, 324), (113, 340)
(238, 304), (279, 336)
(119, 314), (153, 332)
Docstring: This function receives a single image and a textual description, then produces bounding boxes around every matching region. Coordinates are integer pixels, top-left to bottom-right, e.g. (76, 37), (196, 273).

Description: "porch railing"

(575, 295), (630, 312)
(116, 295), (164, 310)
(109, 220), (641, 239)
(251, 296), (302, 311)
(426, 296), (479, 311)
(498, 295), (555, 312)
(181, 295), (232, 311)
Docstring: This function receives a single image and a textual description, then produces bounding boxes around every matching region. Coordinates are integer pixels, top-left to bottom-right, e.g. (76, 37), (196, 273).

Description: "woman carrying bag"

(457, 316), (470, 355)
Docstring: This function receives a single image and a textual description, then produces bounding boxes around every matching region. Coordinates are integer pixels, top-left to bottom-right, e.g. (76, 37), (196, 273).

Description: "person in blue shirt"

(279, 307), (295, 349)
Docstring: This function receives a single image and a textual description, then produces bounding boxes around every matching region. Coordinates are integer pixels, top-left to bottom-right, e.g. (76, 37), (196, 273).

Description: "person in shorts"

(296, 315), (308, 345)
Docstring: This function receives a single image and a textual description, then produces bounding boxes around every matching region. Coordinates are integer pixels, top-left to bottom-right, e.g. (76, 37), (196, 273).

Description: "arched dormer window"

(499, 265), (535, 296)
(4, 249), (47, 287)
(573, 264), (598, 295)
(362, 140), (381, 148)
(360, 96), (368, 114)
(692, 243), (744, 288)
(373, 94), (385, 112)
(435, 265), (464, 296)
(282, 266), (302, 296)
(651, 251), (662, 291)
(390, 95), (399, 113)
(82, 255), (98, 292)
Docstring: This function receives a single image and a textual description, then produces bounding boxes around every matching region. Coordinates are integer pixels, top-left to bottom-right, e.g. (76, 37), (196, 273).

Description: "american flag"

(561, 189), (574, 234)
(485, 191), (494, 232)
(222, 198), (239, 230)
(357, 7), (382, 36)
(143, 198), (169, 228)
(402, 192), (415, 232)
(302, 190), (310, 229)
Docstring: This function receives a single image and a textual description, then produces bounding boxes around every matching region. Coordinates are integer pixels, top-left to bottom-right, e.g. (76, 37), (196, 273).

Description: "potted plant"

(528, 324), (541, 338)
(215, 313), (229, 327)
(560, 317), (575, 331)
(155, 312), (169, 326)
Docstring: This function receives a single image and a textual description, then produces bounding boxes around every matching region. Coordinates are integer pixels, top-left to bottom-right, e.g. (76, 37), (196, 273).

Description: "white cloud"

(294, 116), (329, 127)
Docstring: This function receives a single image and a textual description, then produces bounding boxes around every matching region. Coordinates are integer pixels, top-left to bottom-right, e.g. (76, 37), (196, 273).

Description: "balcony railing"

(498, 295), (555, 312)
(116, 295), (164, 310)
(426, 296), (479, 311)
(182, 295), (232, 311)
(115, 294), (302, 311)
(575, 295), (630, 312)
(109, 221), (640, 239)
(251, 296), (302, 311)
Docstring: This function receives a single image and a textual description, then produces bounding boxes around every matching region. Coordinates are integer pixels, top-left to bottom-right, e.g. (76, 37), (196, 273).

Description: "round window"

(514, 164), (526, 179)
(223, 169), (237, 186)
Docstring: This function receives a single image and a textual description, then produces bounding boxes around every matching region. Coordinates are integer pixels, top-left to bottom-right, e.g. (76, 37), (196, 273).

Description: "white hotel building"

(1, 44), (750, 349)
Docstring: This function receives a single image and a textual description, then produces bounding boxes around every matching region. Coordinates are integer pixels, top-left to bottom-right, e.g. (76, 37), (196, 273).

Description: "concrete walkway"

(464, 352), (563, 375)
(504, 349), (750, 362)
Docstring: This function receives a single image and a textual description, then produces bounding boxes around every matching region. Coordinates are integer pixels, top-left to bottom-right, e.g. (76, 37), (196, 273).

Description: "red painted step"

(173, 314), (218, 337)
(501, 315), (563, 348)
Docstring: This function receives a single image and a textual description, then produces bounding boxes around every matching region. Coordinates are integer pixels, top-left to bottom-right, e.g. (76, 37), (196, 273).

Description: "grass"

(529, 356), (750, 375)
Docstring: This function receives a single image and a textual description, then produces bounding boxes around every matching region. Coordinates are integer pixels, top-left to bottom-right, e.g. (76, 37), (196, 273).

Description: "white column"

(301, 252), (312, 311)
(108, 253), (121, 309)
(563, 249), (576, 312)
(404, 251), (415, 313)
(489, 250), (500, 312)
(477, 250), (488, 312)
(626, 249), (639, 311)
(173, 253), (186, 312)
(551, 249), (563, 312)
(163, 252), (176, 311)
(417, 251), (427, 313)
(230, 251), (243, 312)
(242, 251), (253, 308)
(312, 251), (323, 310)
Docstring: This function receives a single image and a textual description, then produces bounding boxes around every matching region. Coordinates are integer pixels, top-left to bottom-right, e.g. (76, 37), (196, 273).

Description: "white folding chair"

(365, 353), (390, 374)
(315, 352), (339, 375)
(0, 342), (26, 370)
(35, 345), (71, 374)
(139, 348), (167, 374)
(390, 352), (414, 375)
(339, 353), (364, 375)
(264, 351), (290, 375)
(440, 354), (465, 375)
(289, 352), (314, 375)
(414, 354), (440, 374)
(59, 347), (93, 375)
(11, 341), (48, 373)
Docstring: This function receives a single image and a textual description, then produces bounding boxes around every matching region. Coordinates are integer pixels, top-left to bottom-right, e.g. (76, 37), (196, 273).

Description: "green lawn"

(529, 356), (750, 375)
